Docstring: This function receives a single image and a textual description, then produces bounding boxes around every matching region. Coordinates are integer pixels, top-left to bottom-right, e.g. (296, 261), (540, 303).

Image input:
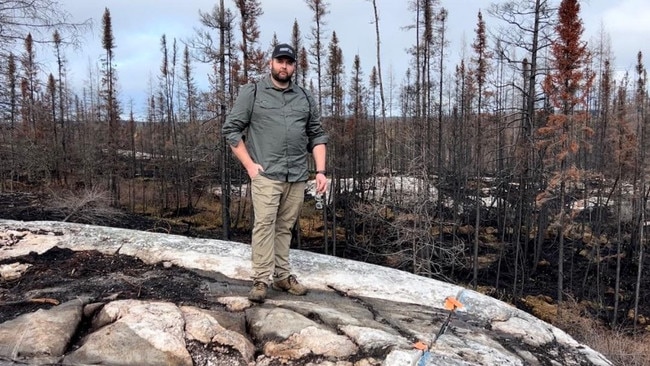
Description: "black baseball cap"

(272, 43), (296, 61)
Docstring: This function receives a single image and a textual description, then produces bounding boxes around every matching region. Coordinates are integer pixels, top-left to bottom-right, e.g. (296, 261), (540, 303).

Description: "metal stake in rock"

(413, 294), (464, 366)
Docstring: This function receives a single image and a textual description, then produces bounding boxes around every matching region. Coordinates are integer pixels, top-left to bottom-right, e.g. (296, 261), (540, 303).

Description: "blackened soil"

(0, 246), (223, 324)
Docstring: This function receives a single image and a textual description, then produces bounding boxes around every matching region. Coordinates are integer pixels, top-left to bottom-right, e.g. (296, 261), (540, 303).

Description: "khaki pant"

(250, 175), (305, 284)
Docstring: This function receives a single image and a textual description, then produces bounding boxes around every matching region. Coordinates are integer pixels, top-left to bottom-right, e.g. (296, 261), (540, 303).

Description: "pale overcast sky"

(48, 0), (650, 115)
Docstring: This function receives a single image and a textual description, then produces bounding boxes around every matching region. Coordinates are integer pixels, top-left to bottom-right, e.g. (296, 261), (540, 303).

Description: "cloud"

(578, 0), (647, 72)
(603, 0), (650, 33)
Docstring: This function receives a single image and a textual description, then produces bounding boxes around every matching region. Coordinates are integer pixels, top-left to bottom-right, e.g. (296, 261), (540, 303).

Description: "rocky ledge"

(0, 220), (611, 365)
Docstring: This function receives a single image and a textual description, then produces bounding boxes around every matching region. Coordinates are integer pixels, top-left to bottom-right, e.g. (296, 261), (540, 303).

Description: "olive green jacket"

(222, 76), (328, 182)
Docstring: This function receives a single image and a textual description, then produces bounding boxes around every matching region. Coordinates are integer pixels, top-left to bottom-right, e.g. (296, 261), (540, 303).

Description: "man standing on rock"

(222, 43), (328, 302)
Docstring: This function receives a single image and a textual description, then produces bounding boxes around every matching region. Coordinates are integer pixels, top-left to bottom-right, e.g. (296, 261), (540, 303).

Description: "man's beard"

(271, 68), (293, 83)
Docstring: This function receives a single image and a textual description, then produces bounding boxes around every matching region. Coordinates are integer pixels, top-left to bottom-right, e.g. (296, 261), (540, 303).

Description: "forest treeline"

(0, 0), (649, 331)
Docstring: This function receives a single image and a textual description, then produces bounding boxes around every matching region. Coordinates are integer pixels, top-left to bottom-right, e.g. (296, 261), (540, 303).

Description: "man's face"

(270, 57), (296, 83)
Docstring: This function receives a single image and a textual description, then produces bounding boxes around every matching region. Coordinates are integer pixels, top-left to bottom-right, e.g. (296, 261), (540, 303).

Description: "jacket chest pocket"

(290, 104), (310, 121)
(254, 100), (282, 126)
(256, 99), (281, 111)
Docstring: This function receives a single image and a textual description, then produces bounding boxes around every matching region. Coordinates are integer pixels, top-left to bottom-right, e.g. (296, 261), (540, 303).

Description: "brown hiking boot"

(248, 281), (268, 303)
(273, 275), (308, 296)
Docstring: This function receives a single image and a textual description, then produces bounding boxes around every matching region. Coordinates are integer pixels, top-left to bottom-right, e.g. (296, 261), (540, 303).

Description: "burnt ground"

(0, 247), (218, 324)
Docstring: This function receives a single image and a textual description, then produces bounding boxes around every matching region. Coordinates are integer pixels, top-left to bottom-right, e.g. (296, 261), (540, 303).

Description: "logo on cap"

(273, 43), (296, 61)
